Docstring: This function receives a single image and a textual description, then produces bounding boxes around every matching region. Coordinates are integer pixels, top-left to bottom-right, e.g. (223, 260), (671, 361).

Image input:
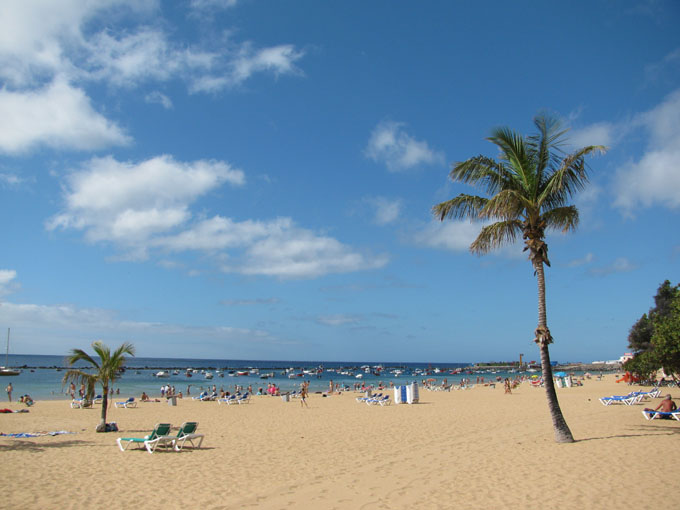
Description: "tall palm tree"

(433, 115), (605, 443)
(63, 341), (135, 432)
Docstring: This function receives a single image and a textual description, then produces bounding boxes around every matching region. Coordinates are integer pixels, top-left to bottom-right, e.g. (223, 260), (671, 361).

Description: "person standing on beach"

(300, 381), (309, 408)
(6, 382), (12, 402)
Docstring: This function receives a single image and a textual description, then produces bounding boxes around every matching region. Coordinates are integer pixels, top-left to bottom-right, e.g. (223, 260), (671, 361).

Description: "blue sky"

(0, 0), (678, 363)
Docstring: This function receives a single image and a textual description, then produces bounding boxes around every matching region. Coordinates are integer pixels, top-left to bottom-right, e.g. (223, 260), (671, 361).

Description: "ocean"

(1, 354), (533, 401)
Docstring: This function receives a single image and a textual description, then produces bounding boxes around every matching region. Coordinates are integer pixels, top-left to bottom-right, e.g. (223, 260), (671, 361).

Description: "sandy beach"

(1, 377), (677, 510)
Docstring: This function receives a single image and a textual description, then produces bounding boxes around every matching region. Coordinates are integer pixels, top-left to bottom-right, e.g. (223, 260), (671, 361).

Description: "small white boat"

(355, 374), (363, 379)
(0, 329), (20, 377)
(205, 372), (214, 380)
(155, 371), (170, 378)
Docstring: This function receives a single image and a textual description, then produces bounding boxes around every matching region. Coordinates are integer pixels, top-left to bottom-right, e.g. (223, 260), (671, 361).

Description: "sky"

(0, 0), (678, 364)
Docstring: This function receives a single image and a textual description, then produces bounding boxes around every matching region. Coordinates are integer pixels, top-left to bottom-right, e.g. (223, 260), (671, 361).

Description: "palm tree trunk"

(535, 261), (574, 443)
(96, 385), (108, 433)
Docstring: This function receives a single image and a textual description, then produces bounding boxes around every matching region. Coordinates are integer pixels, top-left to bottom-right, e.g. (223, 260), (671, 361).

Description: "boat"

(205, 372), (214, 380)
(0, 329), (20, 376)
(154, 370), (170, 378)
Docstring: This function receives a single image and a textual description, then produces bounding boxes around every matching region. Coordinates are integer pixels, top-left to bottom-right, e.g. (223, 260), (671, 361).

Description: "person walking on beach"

(300, 381), (309, 408)
(6, 382), (12, 402)
(504, 378), (512, 394)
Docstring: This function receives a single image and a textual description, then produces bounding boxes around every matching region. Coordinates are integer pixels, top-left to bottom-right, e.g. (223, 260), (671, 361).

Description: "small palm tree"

(433, 114), (605, 443)
(63, 341), (135, 432)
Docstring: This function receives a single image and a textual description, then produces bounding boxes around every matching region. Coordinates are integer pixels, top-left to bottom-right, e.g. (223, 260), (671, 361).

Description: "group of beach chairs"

(355, 393), (391, 406)
(117, 421), (204, 454)
(599, 386), (680, 420)
(599, 388), (661, 406)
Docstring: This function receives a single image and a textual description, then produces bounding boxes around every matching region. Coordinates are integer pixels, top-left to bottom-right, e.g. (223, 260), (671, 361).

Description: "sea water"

(1, 354), (538, 401)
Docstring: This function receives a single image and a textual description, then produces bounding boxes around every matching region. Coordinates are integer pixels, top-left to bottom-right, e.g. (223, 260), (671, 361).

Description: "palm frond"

(433, 194), (488, 221)
(66, 348), (100, 370)
(450, 156), (510, 197)
(542, 206), (580, 233)
(481, 189), (531, 221)
(470, 220), (523, 254)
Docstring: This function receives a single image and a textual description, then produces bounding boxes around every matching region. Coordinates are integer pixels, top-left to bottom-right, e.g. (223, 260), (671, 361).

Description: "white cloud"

(233, 228), (389, 279)
(48, 155), (244, 254)
(0, 269), (17, 296)
(145, 91), (173, 109)
(0, 0), (306, 153)
(365, 121), (444, 172)
(316, 314), (361, 327)
(414, 220), (482, 252)
(47, 155), (385, 279)
(613, 89), (680, 212)
(568, 122), (616, 149)
(191, 44), (306, 93)
(0, 78), (131, 154)
(589, 257), (637, 276)
(190, 0), (239, 10)
(365, 196), (402, 225)
(567, 253), (594, 267)
(0, 300), (283, 357)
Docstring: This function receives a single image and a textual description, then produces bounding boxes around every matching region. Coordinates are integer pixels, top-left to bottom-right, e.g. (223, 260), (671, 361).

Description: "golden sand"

(1, 377), (677, 510)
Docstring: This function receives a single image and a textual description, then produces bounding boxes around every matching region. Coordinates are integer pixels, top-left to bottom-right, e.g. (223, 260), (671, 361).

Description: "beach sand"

(1, 377), (677, 509)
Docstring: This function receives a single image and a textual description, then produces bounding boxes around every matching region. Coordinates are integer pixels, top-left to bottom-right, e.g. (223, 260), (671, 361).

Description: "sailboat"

(0, 328), (20, 376)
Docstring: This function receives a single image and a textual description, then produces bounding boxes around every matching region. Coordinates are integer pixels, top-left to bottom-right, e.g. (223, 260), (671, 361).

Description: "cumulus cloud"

(0, 78), (131, 154)
(47, 155), (244, 256)
(191, 44), (305, 93)
(613, 89), (680, 212)
(0, 269), (18, 296)
(0, 0), (305, 152)
(231, 227), (389, 279)
(365, 121), (444, 172)
(47, 155), (385, 278)
(568, 122), (616, 149)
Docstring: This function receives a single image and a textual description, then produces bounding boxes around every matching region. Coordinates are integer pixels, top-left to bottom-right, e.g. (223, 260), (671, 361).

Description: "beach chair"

(641, 408), (680, 421)
(114, 397), (137, 408)
(117, 423), (173, 454)
(356, 393), (381, 403)
(237, 392), (250, 404)
(599, 394), (640, 406)
(367, 395), (390, 406)
(71, 398), (91, 409)
(217, 394), (236, 405)
(92, 395), (103, 404)
(166, 422), (204, 451)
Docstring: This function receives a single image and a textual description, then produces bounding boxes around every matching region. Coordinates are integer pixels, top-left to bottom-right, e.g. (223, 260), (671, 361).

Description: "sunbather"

(644, 394), (677, 417)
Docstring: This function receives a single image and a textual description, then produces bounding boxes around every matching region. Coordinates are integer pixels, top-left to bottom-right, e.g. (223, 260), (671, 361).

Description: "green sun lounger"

(166, 421), (204, 451)
(117, 423), (173, 454)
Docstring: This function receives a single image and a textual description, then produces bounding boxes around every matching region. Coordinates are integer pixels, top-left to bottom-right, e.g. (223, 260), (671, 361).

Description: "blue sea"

(0, 354), (532, 400)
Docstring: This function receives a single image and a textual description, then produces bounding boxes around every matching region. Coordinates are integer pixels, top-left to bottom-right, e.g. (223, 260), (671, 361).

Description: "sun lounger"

(237, 392), (250, 404)
(165, 422), (204, 451)
(114, 397), (137, 408)
(599, 394), (641, 406)
(117, 423), (173, 454)
(642, 408), (680, 421)
(356, 393), (382, 403)
(92, 395), (103, 404)
(71, 398), (92, 409)
(217, 394), (236, 405)
(366, 395), (390, 406)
